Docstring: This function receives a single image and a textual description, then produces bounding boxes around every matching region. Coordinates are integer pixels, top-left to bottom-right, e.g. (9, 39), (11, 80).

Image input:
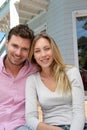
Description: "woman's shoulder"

(65, 65), (79, 74)
(27, 72), (40, 80)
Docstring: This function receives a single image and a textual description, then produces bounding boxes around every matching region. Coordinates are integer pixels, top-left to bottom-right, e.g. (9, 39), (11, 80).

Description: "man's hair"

(7, 24), (34, 43)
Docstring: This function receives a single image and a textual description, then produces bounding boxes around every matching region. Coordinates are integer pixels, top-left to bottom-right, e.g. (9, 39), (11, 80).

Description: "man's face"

(6, 35), (30, 66)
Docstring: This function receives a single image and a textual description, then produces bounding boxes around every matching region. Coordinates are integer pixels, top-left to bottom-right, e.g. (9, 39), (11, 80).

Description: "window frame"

(72, 10), (87, 100)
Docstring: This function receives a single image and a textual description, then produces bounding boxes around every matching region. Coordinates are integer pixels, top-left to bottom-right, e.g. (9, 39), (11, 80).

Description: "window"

(34, 23), (47, 35)
(72, 10), (87, 98)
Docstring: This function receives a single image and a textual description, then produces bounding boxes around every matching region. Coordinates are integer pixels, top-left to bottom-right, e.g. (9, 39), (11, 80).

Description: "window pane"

(76, 16), (87, 94)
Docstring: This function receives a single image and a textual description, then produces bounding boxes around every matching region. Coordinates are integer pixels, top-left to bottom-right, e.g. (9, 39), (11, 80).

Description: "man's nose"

(15, 49), (22, 56)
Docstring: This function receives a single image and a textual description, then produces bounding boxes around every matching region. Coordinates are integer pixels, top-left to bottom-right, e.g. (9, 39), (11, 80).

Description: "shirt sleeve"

(67, 67), (85, 130)
(25, 74), (40, 130)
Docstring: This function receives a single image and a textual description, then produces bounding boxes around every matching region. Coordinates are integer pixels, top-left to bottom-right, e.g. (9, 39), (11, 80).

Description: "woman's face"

(34, 37), (54, 69)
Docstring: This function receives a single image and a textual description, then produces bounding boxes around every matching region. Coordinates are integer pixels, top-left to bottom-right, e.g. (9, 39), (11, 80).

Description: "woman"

(25, 33), (86, 130)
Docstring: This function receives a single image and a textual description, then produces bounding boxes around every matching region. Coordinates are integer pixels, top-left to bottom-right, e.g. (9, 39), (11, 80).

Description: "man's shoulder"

(0, 56), (3, 60)
(24, 60), (38, 76)
(0, 57), (4, 72)
(0, 56), (4, 67)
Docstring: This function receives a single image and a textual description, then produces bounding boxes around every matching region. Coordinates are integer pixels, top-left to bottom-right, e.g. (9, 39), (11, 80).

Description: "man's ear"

(6, 40), (9, 47)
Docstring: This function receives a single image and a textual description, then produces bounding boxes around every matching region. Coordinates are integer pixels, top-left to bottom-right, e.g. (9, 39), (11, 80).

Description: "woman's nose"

(41, 50), (46, 56)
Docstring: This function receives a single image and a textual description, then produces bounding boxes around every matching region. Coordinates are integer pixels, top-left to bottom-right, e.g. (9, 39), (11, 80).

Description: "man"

(0, 24), (36, 130)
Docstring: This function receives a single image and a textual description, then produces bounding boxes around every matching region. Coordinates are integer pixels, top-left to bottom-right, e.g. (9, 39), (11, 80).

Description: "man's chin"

(7, 57), (26, 66)
(11, 61), (24, 66)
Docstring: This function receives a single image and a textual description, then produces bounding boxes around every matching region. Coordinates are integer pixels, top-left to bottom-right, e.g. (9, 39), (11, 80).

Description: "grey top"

(25, 67), (85, 130)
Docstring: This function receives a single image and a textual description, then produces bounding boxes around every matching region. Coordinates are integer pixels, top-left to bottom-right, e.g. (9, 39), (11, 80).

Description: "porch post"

(10, 0), (20, 29)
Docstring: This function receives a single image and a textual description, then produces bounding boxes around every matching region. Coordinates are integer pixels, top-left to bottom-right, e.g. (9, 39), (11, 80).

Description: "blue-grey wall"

(28, 0), (87, 65)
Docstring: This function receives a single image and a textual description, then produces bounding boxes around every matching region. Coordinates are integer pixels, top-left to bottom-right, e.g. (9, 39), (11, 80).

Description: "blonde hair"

(29, 33), (72, 94)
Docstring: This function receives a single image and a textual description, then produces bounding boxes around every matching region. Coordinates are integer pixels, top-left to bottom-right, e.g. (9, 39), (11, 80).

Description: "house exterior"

(28, 0), (87, 65)
(28, 0), (87, 95)
(0, 0), (87, 113)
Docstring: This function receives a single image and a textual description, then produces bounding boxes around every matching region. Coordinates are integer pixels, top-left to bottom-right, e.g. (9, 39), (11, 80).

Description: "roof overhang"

(0, 0), (50, 32)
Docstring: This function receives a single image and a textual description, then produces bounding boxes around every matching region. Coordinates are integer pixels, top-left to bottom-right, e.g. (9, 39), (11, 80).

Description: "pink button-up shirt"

(0, 57), (36, 130)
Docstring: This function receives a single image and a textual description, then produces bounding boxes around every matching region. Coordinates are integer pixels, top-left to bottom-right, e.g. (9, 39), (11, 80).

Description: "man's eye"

(12, 44), (18, 48)
(23, 48), (28, 51)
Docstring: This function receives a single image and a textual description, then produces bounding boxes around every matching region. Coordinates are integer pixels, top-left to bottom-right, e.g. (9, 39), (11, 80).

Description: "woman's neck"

(40, 68), (53, 78)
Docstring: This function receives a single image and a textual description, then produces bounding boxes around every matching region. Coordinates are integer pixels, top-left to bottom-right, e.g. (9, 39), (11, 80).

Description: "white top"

(25, 67), (85, 130)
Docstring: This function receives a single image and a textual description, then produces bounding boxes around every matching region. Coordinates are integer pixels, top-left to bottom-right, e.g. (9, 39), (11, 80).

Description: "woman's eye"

(44, 48), (50, 50)
(34, 50), (40, 53)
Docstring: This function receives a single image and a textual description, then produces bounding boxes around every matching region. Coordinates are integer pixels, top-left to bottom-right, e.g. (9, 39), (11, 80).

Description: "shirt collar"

(0, 55), (29, 73)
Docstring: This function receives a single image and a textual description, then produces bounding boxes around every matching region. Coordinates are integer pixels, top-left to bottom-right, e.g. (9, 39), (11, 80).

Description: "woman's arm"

(37, 122), (62, 130)
(67, 67), (85, 130)
(25, 74), (62, 130)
